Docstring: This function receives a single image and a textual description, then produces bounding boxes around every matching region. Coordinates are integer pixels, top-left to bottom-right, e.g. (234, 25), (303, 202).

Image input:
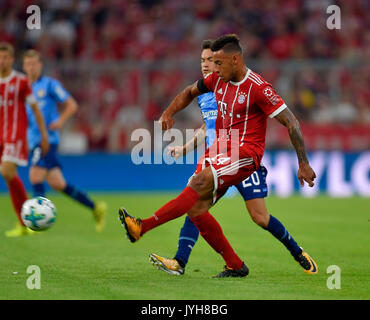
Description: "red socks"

(139, 186), (244, 270)
(7, 175), (28, 226)
(191, 211), (243, 270)
(141, 186), (200, 235)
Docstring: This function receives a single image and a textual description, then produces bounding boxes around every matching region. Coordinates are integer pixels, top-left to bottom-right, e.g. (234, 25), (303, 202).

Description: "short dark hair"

(201, 39), (213, 51)
(0, 42), (15, 56)
(211, 34), (242, 54)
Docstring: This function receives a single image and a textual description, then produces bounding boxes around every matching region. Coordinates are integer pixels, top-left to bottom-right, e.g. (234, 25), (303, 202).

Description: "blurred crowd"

(1, 0), (369, 152)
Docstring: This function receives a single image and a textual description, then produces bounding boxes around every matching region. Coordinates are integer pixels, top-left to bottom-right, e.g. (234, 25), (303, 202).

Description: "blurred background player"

(149, 40), (317, 275)
(0, 43), (49, 237)
(22, 49), (107, 232)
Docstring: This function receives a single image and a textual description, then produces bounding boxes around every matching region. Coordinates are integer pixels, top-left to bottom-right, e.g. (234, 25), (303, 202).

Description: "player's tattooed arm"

(274, 107), (308, 163)
(159, 81), (202, 130)
(274, 107), (316, 187)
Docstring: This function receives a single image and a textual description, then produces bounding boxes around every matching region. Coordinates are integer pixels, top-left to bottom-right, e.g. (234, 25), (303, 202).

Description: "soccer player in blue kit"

(149, 40), (317, 275)
(23, 50), (107, 232)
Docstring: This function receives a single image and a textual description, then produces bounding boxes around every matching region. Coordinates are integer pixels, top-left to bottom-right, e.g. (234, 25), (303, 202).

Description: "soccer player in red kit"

(0, 43), (49, 237)
(119, 34), (316, 277)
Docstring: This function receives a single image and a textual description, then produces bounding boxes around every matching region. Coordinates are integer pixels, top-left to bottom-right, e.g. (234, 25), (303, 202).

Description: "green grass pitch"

(0, 193), (369, 300)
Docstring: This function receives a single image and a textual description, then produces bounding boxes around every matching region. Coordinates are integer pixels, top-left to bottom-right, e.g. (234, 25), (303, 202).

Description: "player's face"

(201, 48), (214, 77)
(0, 50), (14, 74)
(212, 50), (236, 82)
(23, 57), (42, 79)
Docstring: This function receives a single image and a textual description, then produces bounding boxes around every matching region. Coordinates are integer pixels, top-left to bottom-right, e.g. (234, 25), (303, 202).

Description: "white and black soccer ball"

(21, 197), (57, 231)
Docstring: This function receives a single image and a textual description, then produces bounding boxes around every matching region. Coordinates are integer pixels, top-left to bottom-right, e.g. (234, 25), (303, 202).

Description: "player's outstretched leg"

(118, 186), (200, 242)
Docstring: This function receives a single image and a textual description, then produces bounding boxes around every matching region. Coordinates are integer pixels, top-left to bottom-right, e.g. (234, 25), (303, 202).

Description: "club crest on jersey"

(238, 93), (246, 104)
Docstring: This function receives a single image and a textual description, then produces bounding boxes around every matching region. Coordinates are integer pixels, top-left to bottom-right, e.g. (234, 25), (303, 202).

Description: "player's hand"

(297, 162), (316, 187)
(167, 145), (185, 159)
(40, 138), (50, 156)
(158, 112), (174, 131)
(49, 119), (64, 131)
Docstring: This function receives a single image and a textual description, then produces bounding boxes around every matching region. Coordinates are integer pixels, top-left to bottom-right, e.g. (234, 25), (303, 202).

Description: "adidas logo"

(217, 88), (223, 94)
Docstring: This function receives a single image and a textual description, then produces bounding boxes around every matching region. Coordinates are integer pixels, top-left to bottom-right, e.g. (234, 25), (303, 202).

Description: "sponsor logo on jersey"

(202, 109), (218, 120)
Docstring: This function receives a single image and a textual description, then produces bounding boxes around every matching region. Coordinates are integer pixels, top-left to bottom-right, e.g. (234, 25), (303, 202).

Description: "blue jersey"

(197, 92), (217, 147)
(27, 75), (70, 149)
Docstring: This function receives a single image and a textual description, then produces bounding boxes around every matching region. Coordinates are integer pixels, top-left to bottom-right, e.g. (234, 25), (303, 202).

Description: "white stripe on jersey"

(228, 84), (240, 135)
(220, 82), (229, 128)
(11, 77), (20, 141)
(248, 73), (263, 86)
(240, 83), (253, 146)
(216, 157), (253, 174)
(216, 158), (254, 176)
(269, 103), (288, 118)
(213, 77), (221, 96)
(251, 71), (264, 82)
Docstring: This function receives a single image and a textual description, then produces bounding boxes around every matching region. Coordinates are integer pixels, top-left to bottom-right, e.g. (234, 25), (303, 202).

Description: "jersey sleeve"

(254, 84), (287, 118)
(196, 72), (218, 94)
(49, 79), (70, 103)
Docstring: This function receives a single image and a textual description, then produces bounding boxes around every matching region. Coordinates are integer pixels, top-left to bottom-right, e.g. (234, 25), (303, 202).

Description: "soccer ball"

(21, 196), (57, 231)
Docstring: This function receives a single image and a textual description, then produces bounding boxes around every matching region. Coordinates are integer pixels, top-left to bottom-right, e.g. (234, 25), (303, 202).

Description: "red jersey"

(198, 69), (287, 163)
(0, 70), (35, 143)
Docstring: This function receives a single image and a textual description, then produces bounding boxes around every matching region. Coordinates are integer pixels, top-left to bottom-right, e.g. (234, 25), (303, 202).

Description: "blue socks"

(174, 216), (200, 267)
(32, 183), (46, 197)
(63, 184), (95, 210)
(266, 215), (301, 257)
(32, 182), (95, 210)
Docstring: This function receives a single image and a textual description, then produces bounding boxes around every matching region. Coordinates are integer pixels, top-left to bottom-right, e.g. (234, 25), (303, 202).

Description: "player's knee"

(0, 165), (16, 182)
(29, 174), (43, 185)
(188, 169), (213, 194)
(187, 200), (211, 218)
(49, 180), (66, 191)
(250, 209), (269, 228)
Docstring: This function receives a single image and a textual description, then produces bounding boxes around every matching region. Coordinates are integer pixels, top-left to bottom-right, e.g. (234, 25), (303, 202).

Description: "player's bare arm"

(159, 81), (202, 131)
(168, 123), (206, 159)
(274, 107), (316, 187)
(49, 96), (78, 130)
(30, 102), (50, 155)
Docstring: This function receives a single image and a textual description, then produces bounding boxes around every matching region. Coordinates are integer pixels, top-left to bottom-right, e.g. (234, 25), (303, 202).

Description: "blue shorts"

(235, 165), (268, 201)
(30, 144), (61, 170)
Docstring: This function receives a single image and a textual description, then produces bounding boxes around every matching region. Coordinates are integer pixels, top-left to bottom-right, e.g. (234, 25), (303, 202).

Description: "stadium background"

(0, 0), (368, 196)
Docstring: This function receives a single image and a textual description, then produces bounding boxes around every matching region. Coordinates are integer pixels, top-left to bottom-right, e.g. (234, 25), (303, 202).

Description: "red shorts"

(0, 139), (28, 167)
(191, 139), (258, 204)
